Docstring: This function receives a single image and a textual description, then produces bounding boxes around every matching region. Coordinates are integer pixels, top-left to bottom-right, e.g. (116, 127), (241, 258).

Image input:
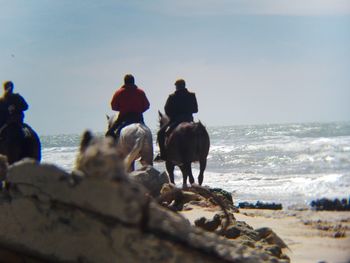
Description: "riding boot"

(154, 146), (166, 162)
(114, 124), (125, 142)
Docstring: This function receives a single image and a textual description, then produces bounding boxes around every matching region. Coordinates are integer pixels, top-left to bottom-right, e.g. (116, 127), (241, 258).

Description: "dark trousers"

(0, 113), (25, 137)
(106, 112), (144, 138)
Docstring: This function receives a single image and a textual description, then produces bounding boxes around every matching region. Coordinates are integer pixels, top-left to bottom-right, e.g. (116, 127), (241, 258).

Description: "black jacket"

(164, 88), (198, 122)
(0, 93), (28, 125)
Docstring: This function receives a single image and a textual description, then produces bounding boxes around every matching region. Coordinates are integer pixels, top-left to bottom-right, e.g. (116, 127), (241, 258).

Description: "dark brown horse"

(0, 123), (41, 164)
(158, 112), (210, 187)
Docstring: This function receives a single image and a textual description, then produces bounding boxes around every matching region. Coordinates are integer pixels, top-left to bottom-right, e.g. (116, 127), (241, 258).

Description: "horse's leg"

(166, 161), (175, 184)
(23, 134), (41, 162)
(130, 161), (135, 172)
(140, 145), (153, 167)
(179, 165), (187, 188)
(186, 162), (195, 185)
(179, 163), (194, 188)
(140, 156), (153, 167)
(198, 158), (207, 185)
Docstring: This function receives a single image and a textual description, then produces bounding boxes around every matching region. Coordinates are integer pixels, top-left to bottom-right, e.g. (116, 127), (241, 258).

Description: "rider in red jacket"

(106, 74), (150, 138)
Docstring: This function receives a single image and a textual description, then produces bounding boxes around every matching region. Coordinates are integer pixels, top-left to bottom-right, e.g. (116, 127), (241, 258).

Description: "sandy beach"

(180, 206), (350, 263)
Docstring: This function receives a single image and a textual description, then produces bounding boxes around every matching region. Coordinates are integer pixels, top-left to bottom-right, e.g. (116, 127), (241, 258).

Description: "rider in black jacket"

(0, 81), (28, 131)
(155, 79), (198, 161)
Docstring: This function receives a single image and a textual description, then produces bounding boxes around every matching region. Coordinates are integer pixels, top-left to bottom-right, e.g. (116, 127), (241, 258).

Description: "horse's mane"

(106, 114), (119, 129)
(158, 111), (170, 128)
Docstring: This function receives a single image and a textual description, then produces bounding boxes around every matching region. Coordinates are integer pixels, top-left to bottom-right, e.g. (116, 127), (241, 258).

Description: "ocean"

(40, 122), (350, 208)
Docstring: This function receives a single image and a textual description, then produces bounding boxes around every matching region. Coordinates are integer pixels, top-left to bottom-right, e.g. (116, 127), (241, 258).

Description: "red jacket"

(111, 85), (150, 117)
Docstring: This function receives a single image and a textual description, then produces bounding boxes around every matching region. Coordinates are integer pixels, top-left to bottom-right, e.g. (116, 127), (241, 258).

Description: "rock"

(0, 248), (46, 263)
(256, 227), (274, 239)
(310, 197), (350, 211)
(130, 166), (169, 197)
(0, 133), (289, 263)
(195, 214), (222, 232)
(208, 188), (238, 213)
(224, 226), (241, 239)
(209, 187), (233, 204)
(210, 188), (233, 205)
(233, 221), (260, 241)
(74, 130), (127, 180)
(239, 201), (283, 210)
(334, 231), (346, 238)
(265, 245), (282, 258)
(158, 183), (206, 211)
(256, 228), (288, 248)
(7, 161), (146, 224)
(0, 154), (8, 181)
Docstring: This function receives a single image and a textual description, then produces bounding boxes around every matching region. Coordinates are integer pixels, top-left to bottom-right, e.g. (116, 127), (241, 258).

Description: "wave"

(198, 170), (350, 207)
(40, 122), (350, 207)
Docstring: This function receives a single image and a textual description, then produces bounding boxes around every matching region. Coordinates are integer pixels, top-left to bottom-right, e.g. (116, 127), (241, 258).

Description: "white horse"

(107, 115), (153, 172)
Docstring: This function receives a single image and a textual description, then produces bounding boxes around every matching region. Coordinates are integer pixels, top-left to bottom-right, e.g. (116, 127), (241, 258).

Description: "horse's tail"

(194, 121), (207, 134)
(124, 136), (145, 171)
(194, 121), (210, 157)
(22, 124), (42, 162)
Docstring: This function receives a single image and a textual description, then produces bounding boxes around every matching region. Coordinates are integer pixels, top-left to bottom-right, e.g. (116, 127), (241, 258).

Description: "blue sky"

(1, 0), (349, 135)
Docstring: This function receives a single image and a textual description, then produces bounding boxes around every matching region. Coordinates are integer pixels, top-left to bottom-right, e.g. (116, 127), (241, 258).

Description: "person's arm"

(191, 93), (198, 114)
(111, 90), (121, 111)
(18, 96), (28, 111)
(0, 100), (7, 124)
(164, 96), (173, 117)
(10, 94), (28, 113)
(141, 92), (150, 113)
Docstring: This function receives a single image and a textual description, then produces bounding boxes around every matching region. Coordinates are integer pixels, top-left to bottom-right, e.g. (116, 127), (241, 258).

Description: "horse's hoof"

(154, 154), (165, 162)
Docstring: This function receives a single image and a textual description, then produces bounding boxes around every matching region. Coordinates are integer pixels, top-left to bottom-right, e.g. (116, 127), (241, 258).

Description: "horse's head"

(158, 111), (170, 128)
(106, 114), (117, 130)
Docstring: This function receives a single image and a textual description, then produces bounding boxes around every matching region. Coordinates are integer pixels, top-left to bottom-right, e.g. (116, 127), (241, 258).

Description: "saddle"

(118, 120), (142, 134)
(106, 112), (145, 139)
(165, 121), (193, 136)
(0, 122), (28, 140)
(109, 120), (145, 141)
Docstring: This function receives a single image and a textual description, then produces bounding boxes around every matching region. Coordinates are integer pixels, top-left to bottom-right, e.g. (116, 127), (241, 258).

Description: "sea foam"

(41, 122), (350, 207)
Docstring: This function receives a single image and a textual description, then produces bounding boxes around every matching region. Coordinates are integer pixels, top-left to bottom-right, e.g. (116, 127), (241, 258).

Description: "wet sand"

(181, 207), (350, 263)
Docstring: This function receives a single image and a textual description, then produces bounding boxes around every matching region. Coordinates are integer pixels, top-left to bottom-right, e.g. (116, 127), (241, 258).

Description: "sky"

(0, 0), (349, 135)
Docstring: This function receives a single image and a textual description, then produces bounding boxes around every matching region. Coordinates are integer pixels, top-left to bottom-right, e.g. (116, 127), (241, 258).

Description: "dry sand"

(180, 207), (350, 263)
